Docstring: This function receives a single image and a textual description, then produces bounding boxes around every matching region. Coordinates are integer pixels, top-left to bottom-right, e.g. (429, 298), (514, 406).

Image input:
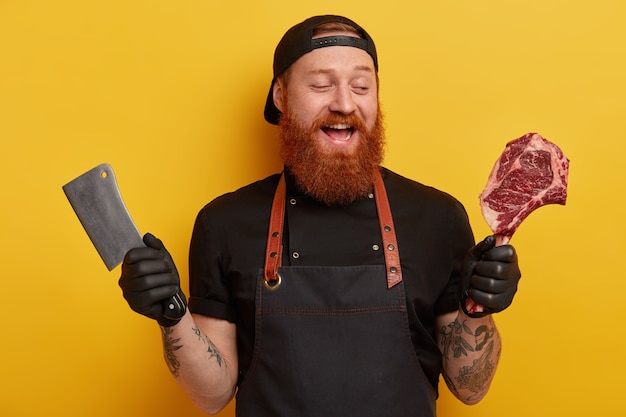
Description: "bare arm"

(436, 309), (501, 405)
(160, 312), (238, 415)
(118, 234), (238, 413)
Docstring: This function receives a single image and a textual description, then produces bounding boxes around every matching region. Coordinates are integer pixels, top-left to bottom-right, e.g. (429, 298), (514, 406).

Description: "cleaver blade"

(63, 163), (186, 320)
(62, 163), (144, 270)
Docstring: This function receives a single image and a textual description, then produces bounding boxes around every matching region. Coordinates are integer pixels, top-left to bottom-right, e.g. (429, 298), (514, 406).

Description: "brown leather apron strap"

(373, 171), (403, 288)
(263, 170), (403, 289)
(263, 173), (286, 287)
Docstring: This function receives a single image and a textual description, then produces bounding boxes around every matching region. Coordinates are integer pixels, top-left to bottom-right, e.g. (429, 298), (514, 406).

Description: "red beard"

(279, 107), (385, 205)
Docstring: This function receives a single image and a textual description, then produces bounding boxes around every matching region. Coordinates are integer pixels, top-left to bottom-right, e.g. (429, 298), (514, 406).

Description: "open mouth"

(321, 123), (354, 142)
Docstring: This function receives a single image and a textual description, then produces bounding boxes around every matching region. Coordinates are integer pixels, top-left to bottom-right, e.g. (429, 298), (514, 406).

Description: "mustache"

(312, 113), (368, 132)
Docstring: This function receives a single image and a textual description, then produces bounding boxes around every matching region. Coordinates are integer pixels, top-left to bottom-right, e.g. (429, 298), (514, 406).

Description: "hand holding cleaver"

(62, 163), (186, 321)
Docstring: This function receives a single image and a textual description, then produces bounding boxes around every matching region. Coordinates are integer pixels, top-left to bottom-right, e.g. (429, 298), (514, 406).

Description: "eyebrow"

(308, 65), (375, 75)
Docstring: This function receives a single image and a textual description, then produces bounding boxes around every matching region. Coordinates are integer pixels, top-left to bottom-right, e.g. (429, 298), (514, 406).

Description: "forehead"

(290, 45), (376, 75)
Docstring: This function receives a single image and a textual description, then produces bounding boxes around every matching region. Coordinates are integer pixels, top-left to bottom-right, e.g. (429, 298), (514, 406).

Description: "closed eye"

(311, 84), (332, 91)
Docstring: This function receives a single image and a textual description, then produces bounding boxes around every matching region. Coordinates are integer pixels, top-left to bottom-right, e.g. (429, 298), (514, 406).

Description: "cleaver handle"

(163, 289), (187, 320)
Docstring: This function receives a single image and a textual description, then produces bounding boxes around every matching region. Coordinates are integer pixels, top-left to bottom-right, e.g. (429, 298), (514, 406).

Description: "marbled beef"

(479, 132), (569, 245)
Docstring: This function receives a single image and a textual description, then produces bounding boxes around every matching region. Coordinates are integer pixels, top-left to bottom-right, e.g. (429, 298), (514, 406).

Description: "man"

(119, 15), (521, 417)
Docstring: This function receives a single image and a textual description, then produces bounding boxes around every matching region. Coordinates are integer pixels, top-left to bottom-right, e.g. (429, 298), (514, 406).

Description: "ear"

(272, 78), (285, 114)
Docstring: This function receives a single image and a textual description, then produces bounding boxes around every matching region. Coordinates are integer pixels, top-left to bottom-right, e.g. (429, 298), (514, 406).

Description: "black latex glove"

(460, 235), (522, 318)
(119, 233), (187, 327)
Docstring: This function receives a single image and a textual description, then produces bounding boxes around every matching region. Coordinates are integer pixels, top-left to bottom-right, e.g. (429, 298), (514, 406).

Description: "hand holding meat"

(460, 236), (522, 318)
(119, 233), (187, 327)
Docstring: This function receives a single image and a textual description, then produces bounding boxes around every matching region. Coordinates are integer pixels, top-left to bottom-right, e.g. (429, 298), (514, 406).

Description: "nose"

(328, 85), (357, 115)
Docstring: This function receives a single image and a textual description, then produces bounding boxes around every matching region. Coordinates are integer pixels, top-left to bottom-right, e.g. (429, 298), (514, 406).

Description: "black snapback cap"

(263, 15), (378, 125)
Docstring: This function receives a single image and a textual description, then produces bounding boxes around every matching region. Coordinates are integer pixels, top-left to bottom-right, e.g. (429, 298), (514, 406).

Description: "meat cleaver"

(62, 163), (185, 320)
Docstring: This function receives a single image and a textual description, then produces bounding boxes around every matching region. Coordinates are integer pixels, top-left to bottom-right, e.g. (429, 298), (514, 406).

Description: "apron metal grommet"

(264, 273), (282, 291)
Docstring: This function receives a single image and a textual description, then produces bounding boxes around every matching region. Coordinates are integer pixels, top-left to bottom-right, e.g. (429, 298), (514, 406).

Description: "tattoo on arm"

(192, 325), (224, 367)
(160, 325), (225, 378)
(440, 318), (499, 397)
(161, 326), (184, 377)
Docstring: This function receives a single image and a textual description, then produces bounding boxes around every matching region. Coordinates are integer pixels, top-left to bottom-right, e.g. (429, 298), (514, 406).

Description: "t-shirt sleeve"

(187, 206), (237, 323)
(433, 200), (475, 316)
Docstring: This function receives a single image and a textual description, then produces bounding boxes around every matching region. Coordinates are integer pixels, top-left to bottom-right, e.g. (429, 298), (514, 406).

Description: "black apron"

(236, 171), (437, 417)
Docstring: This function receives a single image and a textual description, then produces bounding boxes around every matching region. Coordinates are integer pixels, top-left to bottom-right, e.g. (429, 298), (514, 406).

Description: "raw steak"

(479, 132), (569, 245)
(466, 132), (569, 315)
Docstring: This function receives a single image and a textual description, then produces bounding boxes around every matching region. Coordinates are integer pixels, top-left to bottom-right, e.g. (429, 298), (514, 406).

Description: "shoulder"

(382, 167), (464, 210)
(191, 173), (281, 235)
(381, 167), (472, 243)
(201, 173), (280, 215)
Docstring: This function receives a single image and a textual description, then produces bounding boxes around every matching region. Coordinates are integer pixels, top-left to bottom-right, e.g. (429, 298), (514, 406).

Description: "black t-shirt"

(188, 167), (475, 389)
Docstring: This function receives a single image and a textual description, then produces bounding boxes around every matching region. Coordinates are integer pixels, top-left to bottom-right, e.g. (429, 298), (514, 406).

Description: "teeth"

(323, 123), (353, 141)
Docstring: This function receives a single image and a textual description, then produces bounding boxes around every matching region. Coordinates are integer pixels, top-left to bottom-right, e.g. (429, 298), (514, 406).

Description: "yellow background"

(1, 1), (623, 416)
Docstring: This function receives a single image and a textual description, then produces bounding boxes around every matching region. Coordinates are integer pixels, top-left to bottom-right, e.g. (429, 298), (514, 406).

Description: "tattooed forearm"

(440, 318), (496, 359)
(161, 326), (184, 377)
(440, 317), (500, 398)
(192, 325), (224, 367)
(455, 341), (495, 393)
